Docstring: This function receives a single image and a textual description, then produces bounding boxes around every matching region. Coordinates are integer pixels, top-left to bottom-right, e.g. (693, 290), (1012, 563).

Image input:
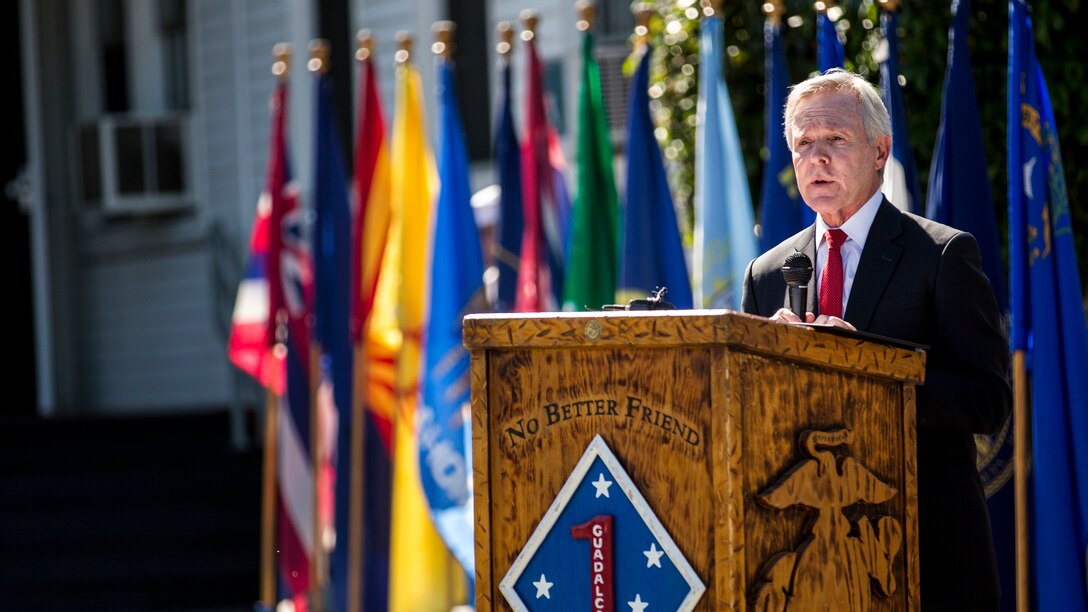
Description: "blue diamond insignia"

(500, 435), (706, 611)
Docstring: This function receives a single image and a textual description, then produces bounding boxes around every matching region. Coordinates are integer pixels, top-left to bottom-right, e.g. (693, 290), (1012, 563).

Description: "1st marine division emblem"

(500, 435), (705, 611)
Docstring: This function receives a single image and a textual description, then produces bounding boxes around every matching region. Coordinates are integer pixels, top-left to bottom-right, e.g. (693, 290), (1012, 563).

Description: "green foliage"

(646, 0), (1087, 291)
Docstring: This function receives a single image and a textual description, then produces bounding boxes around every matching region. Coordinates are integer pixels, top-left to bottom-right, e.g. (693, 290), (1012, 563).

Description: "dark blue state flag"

(759, 14), (811, 253)
(619, 48), (692, 308)
(817, 7), (845, 72)
(501, 436), (704, 611)
(494, 55), (523, 312)
(878, 9), (921, 215)
(926, 0), (1006, 311)
(311, 65), (354, 612)
(1009, 2), (1088, 609)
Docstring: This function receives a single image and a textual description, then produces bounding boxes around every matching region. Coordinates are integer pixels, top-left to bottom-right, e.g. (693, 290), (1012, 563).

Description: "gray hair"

(783, 68), (891, 151)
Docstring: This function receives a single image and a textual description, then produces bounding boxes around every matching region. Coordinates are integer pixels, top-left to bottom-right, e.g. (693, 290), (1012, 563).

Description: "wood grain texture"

(471, 350), (493, 611)
(468, 311), (921, 611)
(901, 384), (921, 610)
(732, 352), (917, 611)
(464, 310), (925, 384)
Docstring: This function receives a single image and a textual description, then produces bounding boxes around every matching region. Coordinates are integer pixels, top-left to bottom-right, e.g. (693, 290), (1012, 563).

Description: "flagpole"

(308, 39), (330, 612)
(1013, 349), (1029, 612)
(576, 0), (594, 31)
(257, 44), (292, 612)
(632, 3), (652, 50)
(764, 0), (784, 26)
(260, 380), (280, 609)
(346, 32), (374, 612)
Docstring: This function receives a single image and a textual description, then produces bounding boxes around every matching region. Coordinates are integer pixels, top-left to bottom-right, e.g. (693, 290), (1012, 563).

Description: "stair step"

(0, 411), (262, 611)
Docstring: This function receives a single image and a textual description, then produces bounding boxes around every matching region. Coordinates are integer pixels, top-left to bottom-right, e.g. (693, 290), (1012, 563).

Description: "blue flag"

(926, 0), (1007, 312)
(1009, 3), (1088, 609)
(311, 69), (354, 612)
(694, 14), (758, 309)
(759, 16), (811, 253)
(420, 57), (483, 583)
(619, 48), (692, 309)
(817, 8), (845, 72)
(878, 10), (922, 215)
(494, 57), (523, 312)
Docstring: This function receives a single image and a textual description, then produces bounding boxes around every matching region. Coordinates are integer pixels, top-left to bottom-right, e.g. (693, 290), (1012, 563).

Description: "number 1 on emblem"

(571, 515), (614, 611)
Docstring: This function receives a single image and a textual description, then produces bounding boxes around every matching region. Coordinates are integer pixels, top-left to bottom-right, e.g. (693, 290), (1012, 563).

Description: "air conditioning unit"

(595, 44), (632, 145)
(76, 114), (193, 215)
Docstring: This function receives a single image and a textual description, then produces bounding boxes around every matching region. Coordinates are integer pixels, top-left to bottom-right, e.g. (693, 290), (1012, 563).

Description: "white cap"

(470, 184), (501, 228)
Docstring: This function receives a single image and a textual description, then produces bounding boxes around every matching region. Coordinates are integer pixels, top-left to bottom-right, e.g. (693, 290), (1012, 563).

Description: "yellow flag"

(387, 56), (466, 612)
(356, 52), (396, 434)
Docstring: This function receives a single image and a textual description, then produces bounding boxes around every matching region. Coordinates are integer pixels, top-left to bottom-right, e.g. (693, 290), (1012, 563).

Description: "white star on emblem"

(591, 473), (613, 498)
(533, 573), (554, 599)
(628, 593), (649, 611)
(644, 542), (665, 568)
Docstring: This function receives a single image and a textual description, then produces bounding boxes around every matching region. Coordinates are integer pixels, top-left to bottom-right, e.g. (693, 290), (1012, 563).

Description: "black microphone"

(782, 253), (813, 319)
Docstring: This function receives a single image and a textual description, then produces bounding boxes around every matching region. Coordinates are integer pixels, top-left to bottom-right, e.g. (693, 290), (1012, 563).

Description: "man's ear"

(874, 134), (892, 171)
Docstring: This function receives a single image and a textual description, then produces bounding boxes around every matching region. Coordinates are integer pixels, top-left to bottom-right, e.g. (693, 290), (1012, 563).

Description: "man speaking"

(741, 69), (1011, 611)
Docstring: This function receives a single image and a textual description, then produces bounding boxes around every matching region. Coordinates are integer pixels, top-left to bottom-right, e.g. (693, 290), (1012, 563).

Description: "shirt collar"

(815, 190), (884, 250)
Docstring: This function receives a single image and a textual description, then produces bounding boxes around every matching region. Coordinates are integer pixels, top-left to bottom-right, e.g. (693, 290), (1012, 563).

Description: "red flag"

(515, 36), (570, 311)
(229, 81), (315, 610)
(352, 53), (391, 345)
(352, 47), (395, 450)
(227, 84), (290, 394)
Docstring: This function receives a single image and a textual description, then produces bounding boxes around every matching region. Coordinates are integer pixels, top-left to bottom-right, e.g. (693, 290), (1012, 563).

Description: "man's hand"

(770, 307), (811, 324)
(769, 308), (857, 331)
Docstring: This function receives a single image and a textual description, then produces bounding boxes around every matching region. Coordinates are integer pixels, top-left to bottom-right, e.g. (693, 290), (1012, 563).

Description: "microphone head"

(782, 253), (813, 286)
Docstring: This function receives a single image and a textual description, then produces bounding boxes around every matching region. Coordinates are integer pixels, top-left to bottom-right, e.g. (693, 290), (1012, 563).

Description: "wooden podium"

(465, 310), (925, 611)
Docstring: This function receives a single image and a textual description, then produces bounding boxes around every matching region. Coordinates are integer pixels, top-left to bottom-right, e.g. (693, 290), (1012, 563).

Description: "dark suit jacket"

(742, 198), (1011, 609)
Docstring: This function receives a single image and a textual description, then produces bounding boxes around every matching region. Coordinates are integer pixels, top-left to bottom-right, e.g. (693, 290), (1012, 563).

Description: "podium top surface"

(464, 309), (925, 384)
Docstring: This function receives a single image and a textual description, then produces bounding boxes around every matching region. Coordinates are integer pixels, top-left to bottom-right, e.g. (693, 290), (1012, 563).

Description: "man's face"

(789, 91), (890, 226)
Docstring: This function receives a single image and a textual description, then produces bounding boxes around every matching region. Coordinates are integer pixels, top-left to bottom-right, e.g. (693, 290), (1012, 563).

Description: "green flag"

(562, 28), (620, 311)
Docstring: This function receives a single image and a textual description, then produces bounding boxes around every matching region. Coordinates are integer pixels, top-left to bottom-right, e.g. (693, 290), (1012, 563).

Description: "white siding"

(73, 0), (300, 413)
(79, 249), (232, 413)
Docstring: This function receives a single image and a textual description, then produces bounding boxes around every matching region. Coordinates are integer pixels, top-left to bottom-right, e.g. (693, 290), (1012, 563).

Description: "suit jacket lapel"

(845, 198), (903, 331)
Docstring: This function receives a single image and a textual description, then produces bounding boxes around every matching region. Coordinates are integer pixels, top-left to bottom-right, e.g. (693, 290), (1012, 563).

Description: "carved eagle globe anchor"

(752, 428), (903, 611)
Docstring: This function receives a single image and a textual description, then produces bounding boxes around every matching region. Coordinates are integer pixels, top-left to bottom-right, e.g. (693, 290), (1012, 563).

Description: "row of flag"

(226, 0), (1086, 609)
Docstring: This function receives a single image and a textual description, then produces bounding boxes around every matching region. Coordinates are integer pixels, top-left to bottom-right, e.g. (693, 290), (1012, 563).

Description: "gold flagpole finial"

(576, 0), (596, 32)
(878, 0), (901, 13)
(395, 31), (413, 64)
(496, 21), (515, 57)
(307, 39), (330, 74)
(432, 20), (455, 60)
(272, 43), (291, 81)
(356, 30), (374, 62)
(520, 9), (540, 42)
(702, 0), (724, 18)
(632, 3), (654, 49)
(814, 0), (836, 14)
(763, 0), (785, 26)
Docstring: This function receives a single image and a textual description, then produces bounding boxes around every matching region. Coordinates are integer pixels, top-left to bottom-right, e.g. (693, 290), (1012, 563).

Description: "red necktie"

(819, 229), (848, 318)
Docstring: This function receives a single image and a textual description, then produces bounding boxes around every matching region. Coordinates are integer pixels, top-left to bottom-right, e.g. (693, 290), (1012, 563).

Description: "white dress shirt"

(814, 190), (884, 316)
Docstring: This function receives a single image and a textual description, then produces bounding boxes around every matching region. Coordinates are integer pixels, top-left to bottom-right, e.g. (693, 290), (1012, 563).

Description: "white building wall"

(71, 0), (309, 413)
